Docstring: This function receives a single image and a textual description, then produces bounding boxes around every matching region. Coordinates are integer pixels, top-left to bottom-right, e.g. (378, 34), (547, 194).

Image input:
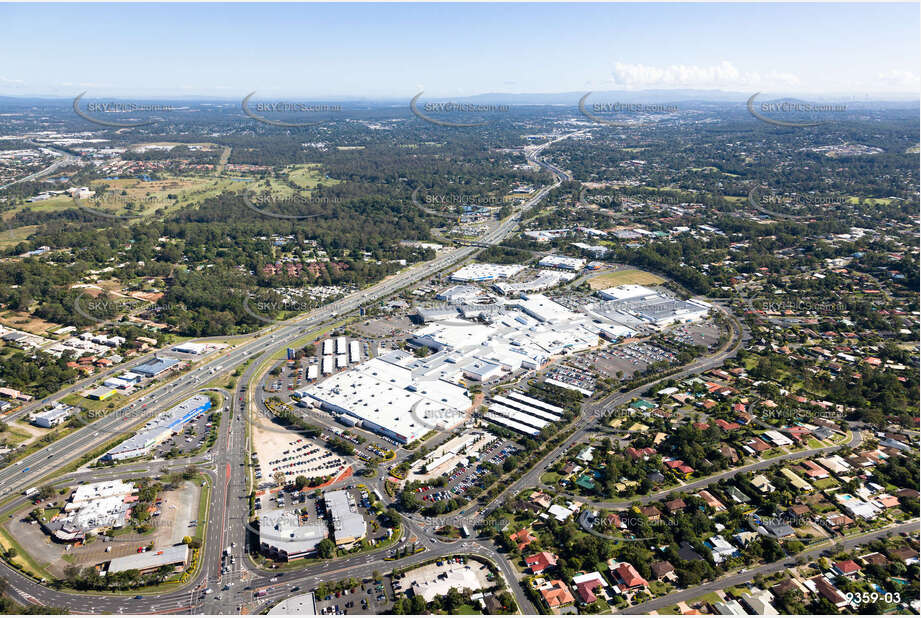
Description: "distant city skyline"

(1, 2), (918, 100)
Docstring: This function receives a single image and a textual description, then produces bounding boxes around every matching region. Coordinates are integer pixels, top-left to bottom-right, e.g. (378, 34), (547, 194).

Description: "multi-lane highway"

(0, 132), (579, 613)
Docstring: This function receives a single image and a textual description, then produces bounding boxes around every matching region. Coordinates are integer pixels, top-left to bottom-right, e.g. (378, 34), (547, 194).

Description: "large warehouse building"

(294, 351), (471, 444)
(591, 285), (711, 328)
(102, 395), (212, 461)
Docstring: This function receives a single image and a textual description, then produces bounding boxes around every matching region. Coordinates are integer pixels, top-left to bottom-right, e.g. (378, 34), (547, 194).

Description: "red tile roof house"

(510, 528), (537, 551)
(606, 513), (627, 529)
(875, 494), (900, 509)
(745, 437), (772, 453)
(697, 490), (726, 512)
(833, 559), (862, 578)
(800, 460), (830, 479)
(782, 426), (811, 444)
(626, 446), (656, 460)
(525, 551), (558, 574)
(665, 459), (694, 478)
(572, 573), (606, 604)
(611, 562), (648, 592)
(715, 418), (740, 431)
(540, 580), (575, 609)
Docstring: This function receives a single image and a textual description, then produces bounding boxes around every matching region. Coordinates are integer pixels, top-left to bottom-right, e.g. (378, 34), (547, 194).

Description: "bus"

(23, 487), (38, 497)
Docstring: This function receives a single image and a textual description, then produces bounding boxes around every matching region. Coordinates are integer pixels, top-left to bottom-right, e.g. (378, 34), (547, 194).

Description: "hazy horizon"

(2, 2), (918, 100)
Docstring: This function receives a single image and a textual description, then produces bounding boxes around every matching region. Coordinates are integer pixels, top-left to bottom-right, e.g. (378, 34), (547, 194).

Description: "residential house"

(525, 551), (558, 574)
(539, 580), (575, 610)
(832, 560), (861, 579)
(650, 560), (676, 581)
(698, 490), (726, 512)
(572, 572), (607, 605)
(610, 561), (648, 593)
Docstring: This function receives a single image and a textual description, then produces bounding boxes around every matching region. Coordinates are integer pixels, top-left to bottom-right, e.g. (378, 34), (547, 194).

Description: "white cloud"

(608, 61), (800, 91)
(876, 69), (920, 89)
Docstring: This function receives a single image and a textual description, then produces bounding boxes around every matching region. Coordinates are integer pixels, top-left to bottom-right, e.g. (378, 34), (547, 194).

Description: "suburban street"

(0, 132), (578, 614)
(619, 521), (920, 615)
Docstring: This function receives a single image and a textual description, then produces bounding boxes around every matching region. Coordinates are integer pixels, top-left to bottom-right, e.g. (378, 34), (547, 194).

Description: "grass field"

(6, 174), (247, 220)
(846, 196), (893, 205)
(287, 164), (336, 190)
(588, 269), (665, 290)
(0, 221), (39, 250)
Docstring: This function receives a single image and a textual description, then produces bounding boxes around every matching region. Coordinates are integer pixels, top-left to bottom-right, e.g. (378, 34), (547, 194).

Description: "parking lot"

(663, 320), (721, 349)
(592, 340), (679, 378)
(314, 575), (394, 615)
(544, 362), (597, 393)
(252, 430), (347, 488)
(416, 439), (520, 503)
(151, 406), (219, 457)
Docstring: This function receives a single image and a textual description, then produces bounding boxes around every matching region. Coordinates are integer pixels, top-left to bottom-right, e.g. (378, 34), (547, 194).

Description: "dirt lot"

(0, 310), (62, 336)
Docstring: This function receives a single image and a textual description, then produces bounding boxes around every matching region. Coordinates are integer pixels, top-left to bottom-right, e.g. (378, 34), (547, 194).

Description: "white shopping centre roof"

(296, 356), (469, 443)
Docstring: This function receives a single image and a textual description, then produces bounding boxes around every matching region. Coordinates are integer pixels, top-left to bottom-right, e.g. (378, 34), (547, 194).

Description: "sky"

(1, 2), (919, 100)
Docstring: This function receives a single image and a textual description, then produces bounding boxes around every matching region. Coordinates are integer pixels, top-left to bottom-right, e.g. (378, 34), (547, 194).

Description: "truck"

(209, 365), (223, 375)
(23, 487), (38, 498)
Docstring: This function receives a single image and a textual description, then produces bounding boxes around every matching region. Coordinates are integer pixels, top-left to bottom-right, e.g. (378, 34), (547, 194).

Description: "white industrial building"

(493, 270), (575, 295)
(538, 255), (586, 271)
(294, 351), (471, 444)
(101, 395), (211, 461)
(597, 284), (659, 301)
(436, 284), (489, 304)
(172, 342), (208, 354)
(30, 403), (75, 428)
(349, 340), (361, 364)
(294, 283), (713, 445)
(590, 285), (711, 328)
(449, 263), (526, 282)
